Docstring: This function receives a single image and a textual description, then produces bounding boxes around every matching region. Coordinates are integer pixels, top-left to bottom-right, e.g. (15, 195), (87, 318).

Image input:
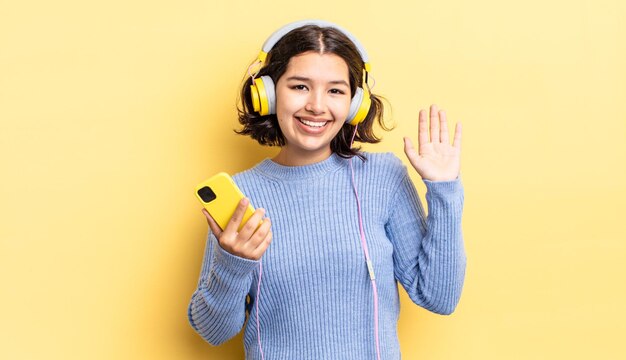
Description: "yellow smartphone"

(195, 172), (255, 231)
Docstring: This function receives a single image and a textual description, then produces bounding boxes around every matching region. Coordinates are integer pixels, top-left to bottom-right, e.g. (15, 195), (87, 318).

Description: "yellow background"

(1, 0), (625, 358)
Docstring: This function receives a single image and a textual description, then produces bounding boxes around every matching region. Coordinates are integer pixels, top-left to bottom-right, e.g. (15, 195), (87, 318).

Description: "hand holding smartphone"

(196, 172), (255, 231)
(195, 172), (272, 260)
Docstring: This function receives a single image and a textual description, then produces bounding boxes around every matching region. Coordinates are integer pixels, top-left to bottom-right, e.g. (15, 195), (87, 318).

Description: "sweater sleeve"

(385, 170), (466, 315)
(187, 229), (260, 345)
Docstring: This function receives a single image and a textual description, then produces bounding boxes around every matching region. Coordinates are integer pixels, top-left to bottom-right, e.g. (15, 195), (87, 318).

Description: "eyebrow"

(285, 76), (349, 87)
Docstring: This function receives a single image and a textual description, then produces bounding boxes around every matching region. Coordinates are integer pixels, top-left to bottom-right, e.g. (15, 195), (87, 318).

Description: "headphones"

(249, 20), (373, 126)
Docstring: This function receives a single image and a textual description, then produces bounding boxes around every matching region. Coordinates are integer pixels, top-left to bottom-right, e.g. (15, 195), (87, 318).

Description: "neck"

(272, 146), (332, 166)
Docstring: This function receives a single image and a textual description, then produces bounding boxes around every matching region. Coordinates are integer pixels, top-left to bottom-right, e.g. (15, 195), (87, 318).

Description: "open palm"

(404, 104), (462, 182)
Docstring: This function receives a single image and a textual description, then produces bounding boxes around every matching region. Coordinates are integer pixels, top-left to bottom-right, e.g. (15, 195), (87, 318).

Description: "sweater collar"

(254, 153), (346, 181)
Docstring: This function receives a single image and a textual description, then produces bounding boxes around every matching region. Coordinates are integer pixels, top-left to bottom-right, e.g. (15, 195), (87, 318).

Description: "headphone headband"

(257, 19), (371, 72)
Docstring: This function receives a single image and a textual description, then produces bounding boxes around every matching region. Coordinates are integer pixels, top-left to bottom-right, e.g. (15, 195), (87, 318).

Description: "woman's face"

(274, 51), (351, 166)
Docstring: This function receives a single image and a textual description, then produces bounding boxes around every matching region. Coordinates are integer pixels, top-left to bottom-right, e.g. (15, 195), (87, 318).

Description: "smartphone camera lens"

(197, 186), (216, 203)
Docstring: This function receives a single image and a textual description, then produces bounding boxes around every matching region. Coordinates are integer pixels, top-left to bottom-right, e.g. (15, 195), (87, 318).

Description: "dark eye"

(330, 89), (346, 95)
(291, 84), (308, 91)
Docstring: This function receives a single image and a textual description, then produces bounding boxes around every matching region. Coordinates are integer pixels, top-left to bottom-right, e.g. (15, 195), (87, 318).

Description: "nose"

(305, 91), (325, 115)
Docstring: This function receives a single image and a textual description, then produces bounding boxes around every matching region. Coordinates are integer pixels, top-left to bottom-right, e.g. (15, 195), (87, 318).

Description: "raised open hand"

(403, 104), (461, 182)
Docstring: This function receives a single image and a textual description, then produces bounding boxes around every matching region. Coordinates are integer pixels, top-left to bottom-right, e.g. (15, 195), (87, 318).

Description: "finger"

(202, 209), (223, 238)
(452, 122), (462, 149)
(403, 137), (418, 162)
(249, 217), (271, 249)
(418, 109), (428, 148)
(430, 104), (440, 143)
(403, 137), (422, 172)
(238, 207), (266, 241)
(224, 197), (250, 234)
(439, 109), (449, 144)
(251, 228), (273, 260)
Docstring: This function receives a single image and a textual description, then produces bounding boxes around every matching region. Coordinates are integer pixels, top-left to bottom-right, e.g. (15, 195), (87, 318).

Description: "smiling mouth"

(297, 117), (329, 128)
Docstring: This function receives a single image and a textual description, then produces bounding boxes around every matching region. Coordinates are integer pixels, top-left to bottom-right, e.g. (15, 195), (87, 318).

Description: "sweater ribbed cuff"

(213, 241), (260, 278)
(423, 177), (463, 198)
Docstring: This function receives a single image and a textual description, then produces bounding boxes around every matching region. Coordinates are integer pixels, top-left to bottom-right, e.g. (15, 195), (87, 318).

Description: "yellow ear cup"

(346, 87), (372, 125)
(349, 91), (371, 125)
(250, 84), (260, 113)
(250, 76), (277, 115)
(250, 77), (269, 115)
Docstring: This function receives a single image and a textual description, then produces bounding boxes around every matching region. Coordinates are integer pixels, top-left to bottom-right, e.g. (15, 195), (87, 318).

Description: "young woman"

(188, 20), (466, 360)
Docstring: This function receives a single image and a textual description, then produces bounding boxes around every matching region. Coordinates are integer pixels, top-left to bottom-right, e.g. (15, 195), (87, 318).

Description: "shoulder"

(232, 165), (265, 187)
(232, 167), (257, 184)
(230, 160), (272, 194)
(356, 151), (408, 179)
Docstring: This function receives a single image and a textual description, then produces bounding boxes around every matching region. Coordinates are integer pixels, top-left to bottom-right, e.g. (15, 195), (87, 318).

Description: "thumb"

(403, 137), (423, 174)
(403, 137), (418, 161)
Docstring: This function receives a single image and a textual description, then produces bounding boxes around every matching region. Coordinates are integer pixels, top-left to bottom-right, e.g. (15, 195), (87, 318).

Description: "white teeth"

(298, 118), (327, 128)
